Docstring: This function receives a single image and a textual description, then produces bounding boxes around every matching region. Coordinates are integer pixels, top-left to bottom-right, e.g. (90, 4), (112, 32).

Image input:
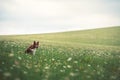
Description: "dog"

(25, 41), (39, 55)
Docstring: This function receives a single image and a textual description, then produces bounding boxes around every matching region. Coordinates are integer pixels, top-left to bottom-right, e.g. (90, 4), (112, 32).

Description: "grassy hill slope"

(0, 26), (120, 46)
(0, 26), (120, 80)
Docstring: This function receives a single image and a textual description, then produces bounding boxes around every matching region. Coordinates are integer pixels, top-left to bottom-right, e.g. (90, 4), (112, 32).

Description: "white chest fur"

(31, 48), (36, 55)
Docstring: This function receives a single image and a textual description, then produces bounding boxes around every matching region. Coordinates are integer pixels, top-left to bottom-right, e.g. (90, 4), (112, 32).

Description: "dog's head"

(33, 41), (39, 48)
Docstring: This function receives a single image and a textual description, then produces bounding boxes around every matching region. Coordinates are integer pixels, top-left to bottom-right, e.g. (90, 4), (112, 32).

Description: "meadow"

(0, 27), (120, 80)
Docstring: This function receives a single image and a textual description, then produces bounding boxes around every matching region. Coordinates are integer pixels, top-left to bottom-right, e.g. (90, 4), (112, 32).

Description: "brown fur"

(25, 41), (39, 55)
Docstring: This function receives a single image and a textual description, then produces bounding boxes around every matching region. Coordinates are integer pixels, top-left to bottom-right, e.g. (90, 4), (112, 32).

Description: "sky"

(0, 0), (120, 35)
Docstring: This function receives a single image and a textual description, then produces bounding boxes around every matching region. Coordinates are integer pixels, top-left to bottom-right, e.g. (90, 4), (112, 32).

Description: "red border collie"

(25, 41), (39, 55)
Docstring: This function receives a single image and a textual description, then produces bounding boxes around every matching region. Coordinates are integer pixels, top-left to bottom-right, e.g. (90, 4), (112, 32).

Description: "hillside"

(0, 26), (120, 46)
(38, 26), (120, 46)
(0, 26), (120, 80)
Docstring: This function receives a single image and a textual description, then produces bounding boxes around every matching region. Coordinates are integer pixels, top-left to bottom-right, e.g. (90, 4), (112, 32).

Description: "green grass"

(0, 26), (120, 80)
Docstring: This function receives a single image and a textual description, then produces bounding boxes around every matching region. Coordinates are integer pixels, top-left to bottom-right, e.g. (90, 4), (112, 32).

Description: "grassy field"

(0, 26), (120, 80)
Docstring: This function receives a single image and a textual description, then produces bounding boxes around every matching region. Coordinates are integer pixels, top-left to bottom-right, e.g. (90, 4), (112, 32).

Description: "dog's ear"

(37, 41), (39, 45)
(33, 41), (36, 44)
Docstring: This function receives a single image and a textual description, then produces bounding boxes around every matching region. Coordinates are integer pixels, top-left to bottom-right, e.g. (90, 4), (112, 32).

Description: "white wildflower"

(45, 66), (49, 70)
(18, 57), (22, 60)
(88, 64), (91, 67)
(118, 67), (120, 70)
(97, 71), (101, 75)
(67, 65), (72, 68)
(73, 61), (78, 64)
(70, 72), (77, 77)
(52, 58), (55, 61)
(10, 67), (13, 70)
(23, 71), (28, 74)
(0, 69), (2, 72)
(14, 77), (21, 80)
(86, 75), (91, 78)
(67, 57), (72, 61)
(60, 70), (65, 72)
(75, 69), (79, 71)
(9, 53), (14, 57)
(3, 72), (11, 77)
(2, 62), (5, 64)
(63, 66), (66, 68)
(84, 70), (88, 73)
(110, 75), (117, 79)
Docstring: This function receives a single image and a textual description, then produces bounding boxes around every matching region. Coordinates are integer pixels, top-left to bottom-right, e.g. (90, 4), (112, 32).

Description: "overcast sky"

(0, 0), (120, 35)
